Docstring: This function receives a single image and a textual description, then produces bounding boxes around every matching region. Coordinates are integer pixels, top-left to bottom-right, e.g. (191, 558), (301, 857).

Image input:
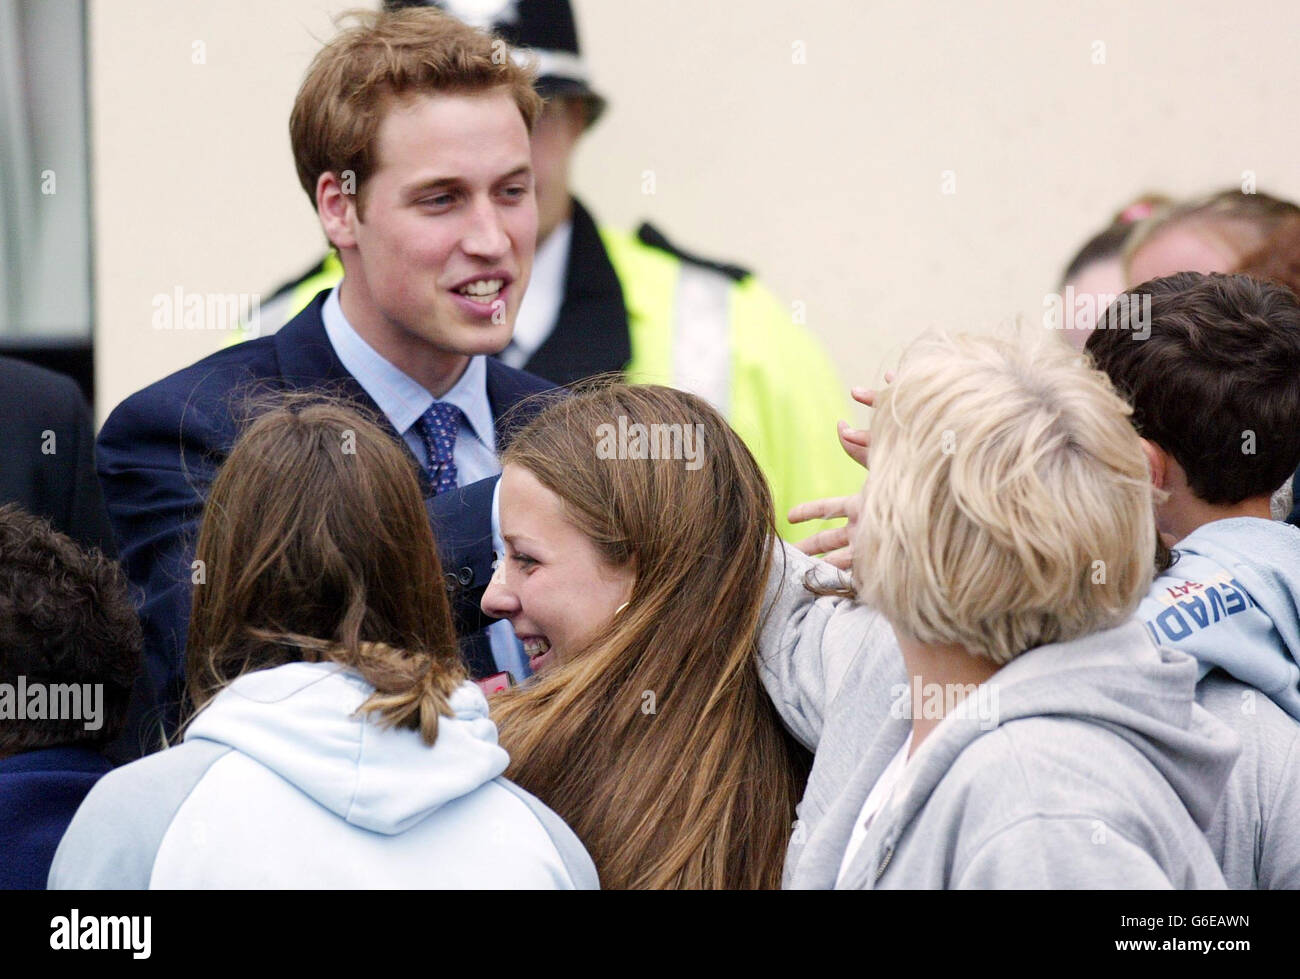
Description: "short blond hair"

(853, 332), (1154, 664)
(289, 7), (543, 215)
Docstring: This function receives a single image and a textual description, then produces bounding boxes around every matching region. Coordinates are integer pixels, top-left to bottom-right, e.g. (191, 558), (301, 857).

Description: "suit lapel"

(273, 290), (386, 417)
(272, 289), (432, 488)
(485, 358), (558, 450)
(518, 198), (632, 387)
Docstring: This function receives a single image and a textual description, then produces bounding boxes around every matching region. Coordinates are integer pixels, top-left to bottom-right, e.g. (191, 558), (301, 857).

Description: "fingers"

(838, 420), (869, 447)
(791, 526), (851, 559)
(849, 373), (893, 409)
(808, 525), (851, 553)
(820, 545), (853, 571)
(791, 536), (824, 558)
(844, 491), (864, 521)
(788, 495), (853, 525)
(837, 422), (869, 468)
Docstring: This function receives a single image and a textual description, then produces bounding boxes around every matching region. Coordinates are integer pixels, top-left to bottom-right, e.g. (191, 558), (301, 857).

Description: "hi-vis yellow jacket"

(243, 202), (862, 541)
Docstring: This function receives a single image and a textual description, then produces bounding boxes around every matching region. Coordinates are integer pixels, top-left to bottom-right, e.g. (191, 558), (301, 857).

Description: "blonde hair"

(853, 332), (1154, 664)
(290, 7), (543, 215)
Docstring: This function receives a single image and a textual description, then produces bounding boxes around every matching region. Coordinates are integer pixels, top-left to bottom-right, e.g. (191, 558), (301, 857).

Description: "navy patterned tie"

(415, 401), (462, 495)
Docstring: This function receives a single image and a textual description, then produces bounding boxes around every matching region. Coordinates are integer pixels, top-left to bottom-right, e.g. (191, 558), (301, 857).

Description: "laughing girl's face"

(481, 464), (634, 674)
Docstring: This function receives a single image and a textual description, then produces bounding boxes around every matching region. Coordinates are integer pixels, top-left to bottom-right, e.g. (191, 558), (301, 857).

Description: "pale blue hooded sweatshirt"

(1140, 517), (1300, 720)
(1138, 517), (1300, 888)
(48, 662), (597, 889)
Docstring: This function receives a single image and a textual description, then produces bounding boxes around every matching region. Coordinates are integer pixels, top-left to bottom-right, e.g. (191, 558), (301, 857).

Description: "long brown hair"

(490, 384), (810, 889)
(185, 395), (464, 744)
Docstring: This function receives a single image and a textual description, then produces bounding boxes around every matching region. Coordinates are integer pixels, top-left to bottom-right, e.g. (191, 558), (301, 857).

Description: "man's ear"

(1140, 437), (1167, 490)
(316, 171), (359, 250)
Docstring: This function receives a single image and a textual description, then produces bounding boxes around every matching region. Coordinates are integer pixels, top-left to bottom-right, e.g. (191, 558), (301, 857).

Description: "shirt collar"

(440, 354), (494, 451)
(321, 285), (495, 451)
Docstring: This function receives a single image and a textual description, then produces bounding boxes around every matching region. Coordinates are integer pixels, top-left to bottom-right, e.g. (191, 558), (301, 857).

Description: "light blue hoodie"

(49, 662), (597, 889)
(1140, 517), (1300, 720)
(1138, 517), (1300, 888)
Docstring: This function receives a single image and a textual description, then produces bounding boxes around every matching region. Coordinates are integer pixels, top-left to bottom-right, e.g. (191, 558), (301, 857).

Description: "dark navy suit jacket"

(97, 291), (554, 760)
(0, 356), (116, 556)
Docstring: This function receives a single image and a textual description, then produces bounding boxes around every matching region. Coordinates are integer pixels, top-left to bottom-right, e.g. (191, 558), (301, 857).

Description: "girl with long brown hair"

(483, 383), (811, 889)
(51, 397), (595, 889)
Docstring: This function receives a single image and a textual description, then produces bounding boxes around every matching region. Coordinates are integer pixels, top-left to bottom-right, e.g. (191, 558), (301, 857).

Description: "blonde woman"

(763, 333), (1240, 888)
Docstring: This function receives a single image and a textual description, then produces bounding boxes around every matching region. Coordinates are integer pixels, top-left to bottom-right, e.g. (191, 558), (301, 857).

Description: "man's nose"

(462, 197), (510, 260)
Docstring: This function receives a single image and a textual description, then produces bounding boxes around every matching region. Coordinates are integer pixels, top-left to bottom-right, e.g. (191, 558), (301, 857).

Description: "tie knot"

(420, 400), (462, 436)
(416, 401), (463, 495)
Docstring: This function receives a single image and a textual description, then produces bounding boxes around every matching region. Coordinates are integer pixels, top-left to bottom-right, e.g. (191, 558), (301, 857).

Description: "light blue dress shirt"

(321, 286), (529, 683)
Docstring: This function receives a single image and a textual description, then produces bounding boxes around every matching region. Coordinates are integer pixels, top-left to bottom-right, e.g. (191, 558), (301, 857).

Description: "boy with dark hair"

(1086, 271), (1300, 887)
(0, 504), (141, 889)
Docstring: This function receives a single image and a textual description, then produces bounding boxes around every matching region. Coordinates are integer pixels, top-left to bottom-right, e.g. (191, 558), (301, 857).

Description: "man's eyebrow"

(404, 176), (460, 197)
(495, 164), (533, 183)
(404, 165), (532, 198)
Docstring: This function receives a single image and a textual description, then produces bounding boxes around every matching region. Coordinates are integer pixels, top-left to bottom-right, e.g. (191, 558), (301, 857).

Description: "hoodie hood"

(886, 619), (1240, 834)
(1139, 517), (1300, 721)
(184, 662), (509, 835)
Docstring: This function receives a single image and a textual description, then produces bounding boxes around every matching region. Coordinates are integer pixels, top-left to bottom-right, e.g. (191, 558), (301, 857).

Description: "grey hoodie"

(759, 544), (1241, 889)
(1197, 671), (1300, 889)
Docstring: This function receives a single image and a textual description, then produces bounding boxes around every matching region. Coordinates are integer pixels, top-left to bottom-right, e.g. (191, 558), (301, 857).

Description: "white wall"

(92, 0), (1300, 420)
(90, 0), (344, 420)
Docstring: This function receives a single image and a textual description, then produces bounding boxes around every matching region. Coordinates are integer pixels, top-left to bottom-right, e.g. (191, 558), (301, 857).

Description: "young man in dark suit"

(261, 0), (862, 545)
(96, 7), (553, 759)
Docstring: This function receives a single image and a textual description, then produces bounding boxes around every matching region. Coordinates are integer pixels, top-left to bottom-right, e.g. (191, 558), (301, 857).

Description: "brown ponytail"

(335, 641), (464, 745)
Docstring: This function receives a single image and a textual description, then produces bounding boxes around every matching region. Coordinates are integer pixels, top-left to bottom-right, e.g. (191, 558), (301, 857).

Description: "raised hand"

(787, 377), (891, 570)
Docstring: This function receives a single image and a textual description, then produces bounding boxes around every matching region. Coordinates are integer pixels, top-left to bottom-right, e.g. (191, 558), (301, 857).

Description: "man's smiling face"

(334, 87), (537, 370)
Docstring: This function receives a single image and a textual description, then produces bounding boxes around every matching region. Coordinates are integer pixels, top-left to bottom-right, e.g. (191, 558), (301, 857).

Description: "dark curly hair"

(1086, 272), (1300, 505)
(0, 503), (141, 752)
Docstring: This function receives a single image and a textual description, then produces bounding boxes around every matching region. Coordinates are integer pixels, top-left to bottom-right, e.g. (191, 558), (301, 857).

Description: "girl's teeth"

(459, 279), (504, 300)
